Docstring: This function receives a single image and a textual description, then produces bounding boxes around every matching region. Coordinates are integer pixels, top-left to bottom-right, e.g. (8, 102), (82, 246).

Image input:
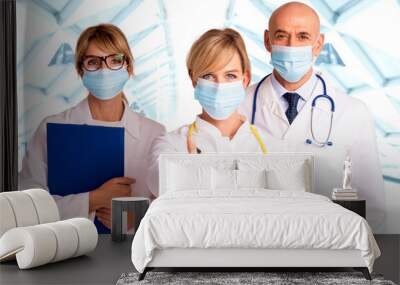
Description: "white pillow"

(238, 159), (310, 192)
(166, 162), (212, 192)
(212, 168), (236, 190)
(237, 169), (268, 189)
(211, 168), (268, 190)
(266, 162), (308, 191)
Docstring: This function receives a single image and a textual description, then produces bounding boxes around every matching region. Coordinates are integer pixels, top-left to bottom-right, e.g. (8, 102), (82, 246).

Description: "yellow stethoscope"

(186, 120), (267, 155)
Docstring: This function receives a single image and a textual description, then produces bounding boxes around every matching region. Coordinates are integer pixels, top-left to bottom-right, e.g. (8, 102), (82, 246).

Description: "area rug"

(116, 271), (396, 285)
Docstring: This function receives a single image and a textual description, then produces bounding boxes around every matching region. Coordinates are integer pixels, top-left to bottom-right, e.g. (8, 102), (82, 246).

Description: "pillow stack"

(164, 157), (311, 194)
(237, 158), (311, 192)
(0, 189), (97, 269)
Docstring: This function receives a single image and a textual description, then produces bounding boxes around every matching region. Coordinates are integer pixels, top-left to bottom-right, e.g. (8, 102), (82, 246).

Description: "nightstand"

(111, 197), (150, 242)
(332, 199), (366, 218)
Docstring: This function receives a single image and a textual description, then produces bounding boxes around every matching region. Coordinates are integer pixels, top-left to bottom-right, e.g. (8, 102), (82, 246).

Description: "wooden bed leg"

(354, 267), (371, 280)
(138, 268), (148, 281)
(362, 268), (372, 280)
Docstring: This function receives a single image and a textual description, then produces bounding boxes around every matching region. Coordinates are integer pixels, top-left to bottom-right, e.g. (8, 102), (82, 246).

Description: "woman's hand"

(96, 207), (112, 229)
(89, 177), (135, 213)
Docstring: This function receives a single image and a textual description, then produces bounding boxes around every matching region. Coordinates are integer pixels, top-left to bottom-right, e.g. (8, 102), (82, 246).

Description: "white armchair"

(0, 189), (97, 269)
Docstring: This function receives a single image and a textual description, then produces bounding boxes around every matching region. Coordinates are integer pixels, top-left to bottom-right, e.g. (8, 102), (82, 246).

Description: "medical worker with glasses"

(239, 2), (385, 232)
(19, 24), (165, 228)
(147, 28), (285, 197)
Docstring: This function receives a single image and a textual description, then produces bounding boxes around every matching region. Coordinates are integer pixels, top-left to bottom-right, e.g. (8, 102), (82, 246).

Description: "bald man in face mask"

(239, 2), (386, 233)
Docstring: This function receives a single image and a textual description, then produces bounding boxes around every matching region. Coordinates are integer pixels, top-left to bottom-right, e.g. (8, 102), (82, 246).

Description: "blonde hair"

(186, 28), (251, 83)
(75, 24), (134, 77)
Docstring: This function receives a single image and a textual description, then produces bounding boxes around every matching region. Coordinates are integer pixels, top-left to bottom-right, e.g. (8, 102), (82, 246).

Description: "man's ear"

(313, 33), (325, 57)
(264, 29), (272, 53)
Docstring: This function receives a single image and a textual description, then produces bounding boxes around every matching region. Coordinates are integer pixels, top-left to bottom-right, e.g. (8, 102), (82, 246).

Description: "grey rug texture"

(116, 271), (397, 285)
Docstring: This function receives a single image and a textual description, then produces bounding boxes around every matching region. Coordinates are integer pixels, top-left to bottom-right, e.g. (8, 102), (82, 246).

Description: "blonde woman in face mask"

(147, 28), (284, 197)
(19, 24), (166, 229)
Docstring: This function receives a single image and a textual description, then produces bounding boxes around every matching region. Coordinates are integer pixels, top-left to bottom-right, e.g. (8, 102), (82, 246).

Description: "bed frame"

(139, 248), (371, 280)
(138, 153), (372, 281)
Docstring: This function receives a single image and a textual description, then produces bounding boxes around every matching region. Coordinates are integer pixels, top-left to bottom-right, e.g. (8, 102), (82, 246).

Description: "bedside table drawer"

(332, 199), (366, 218)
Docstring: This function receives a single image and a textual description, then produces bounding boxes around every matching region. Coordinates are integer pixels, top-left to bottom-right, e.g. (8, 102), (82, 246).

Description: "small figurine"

(342, 156), (352, 190)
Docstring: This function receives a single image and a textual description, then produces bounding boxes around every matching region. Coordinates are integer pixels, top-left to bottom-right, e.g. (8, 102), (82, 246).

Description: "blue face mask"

(270, 45), (313, 83)
(82, 68), (129, 100)
(194, 78), (246, 120)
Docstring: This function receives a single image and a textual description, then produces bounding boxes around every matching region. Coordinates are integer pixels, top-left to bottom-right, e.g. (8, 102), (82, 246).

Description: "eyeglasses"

(82, 54), (126, 72)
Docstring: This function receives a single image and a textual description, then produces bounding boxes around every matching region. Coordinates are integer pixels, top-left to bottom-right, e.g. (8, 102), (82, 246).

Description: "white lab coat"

(19, 98), (166, 220)
(239, 74), (386, 232)
(147, 115), (288, 197)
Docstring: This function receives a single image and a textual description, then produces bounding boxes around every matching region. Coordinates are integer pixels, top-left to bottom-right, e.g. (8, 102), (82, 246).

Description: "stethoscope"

(251, 73), (335, 147)
(187, 119), (268, 155)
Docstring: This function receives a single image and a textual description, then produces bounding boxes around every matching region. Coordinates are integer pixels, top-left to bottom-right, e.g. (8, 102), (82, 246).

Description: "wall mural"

(17, 0), (400, 232)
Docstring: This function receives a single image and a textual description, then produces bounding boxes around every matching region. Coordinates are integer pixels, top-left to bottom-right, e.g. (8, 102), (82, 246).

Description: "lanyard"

(186, 122), (267, 155)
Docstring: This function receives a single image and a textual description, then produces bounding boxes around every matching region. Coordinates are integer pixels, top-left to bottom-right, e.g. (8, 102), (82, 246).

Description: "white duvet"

(131, 190), (380, 273)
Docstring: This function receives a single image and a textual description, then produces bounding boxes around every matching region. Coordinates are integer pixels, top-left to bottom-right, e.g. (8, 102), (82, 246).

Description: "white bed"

(131, 153), (380, 280)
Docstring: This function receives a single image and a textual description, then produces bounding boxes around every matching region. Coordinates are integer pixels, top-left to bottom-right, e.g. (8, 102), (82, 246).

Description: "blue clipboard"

(47, 123), (124, 233)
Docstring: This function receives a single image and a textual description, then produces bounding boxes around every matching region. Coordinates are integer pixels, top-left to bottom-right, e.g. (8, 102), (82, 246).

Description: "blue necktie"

(283, 92), (300, 124)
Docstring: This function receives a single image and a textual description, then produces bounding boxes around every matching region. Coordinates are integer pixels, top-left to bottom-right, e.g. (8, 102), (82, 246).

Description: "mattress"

(131, 190), (380, 273)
